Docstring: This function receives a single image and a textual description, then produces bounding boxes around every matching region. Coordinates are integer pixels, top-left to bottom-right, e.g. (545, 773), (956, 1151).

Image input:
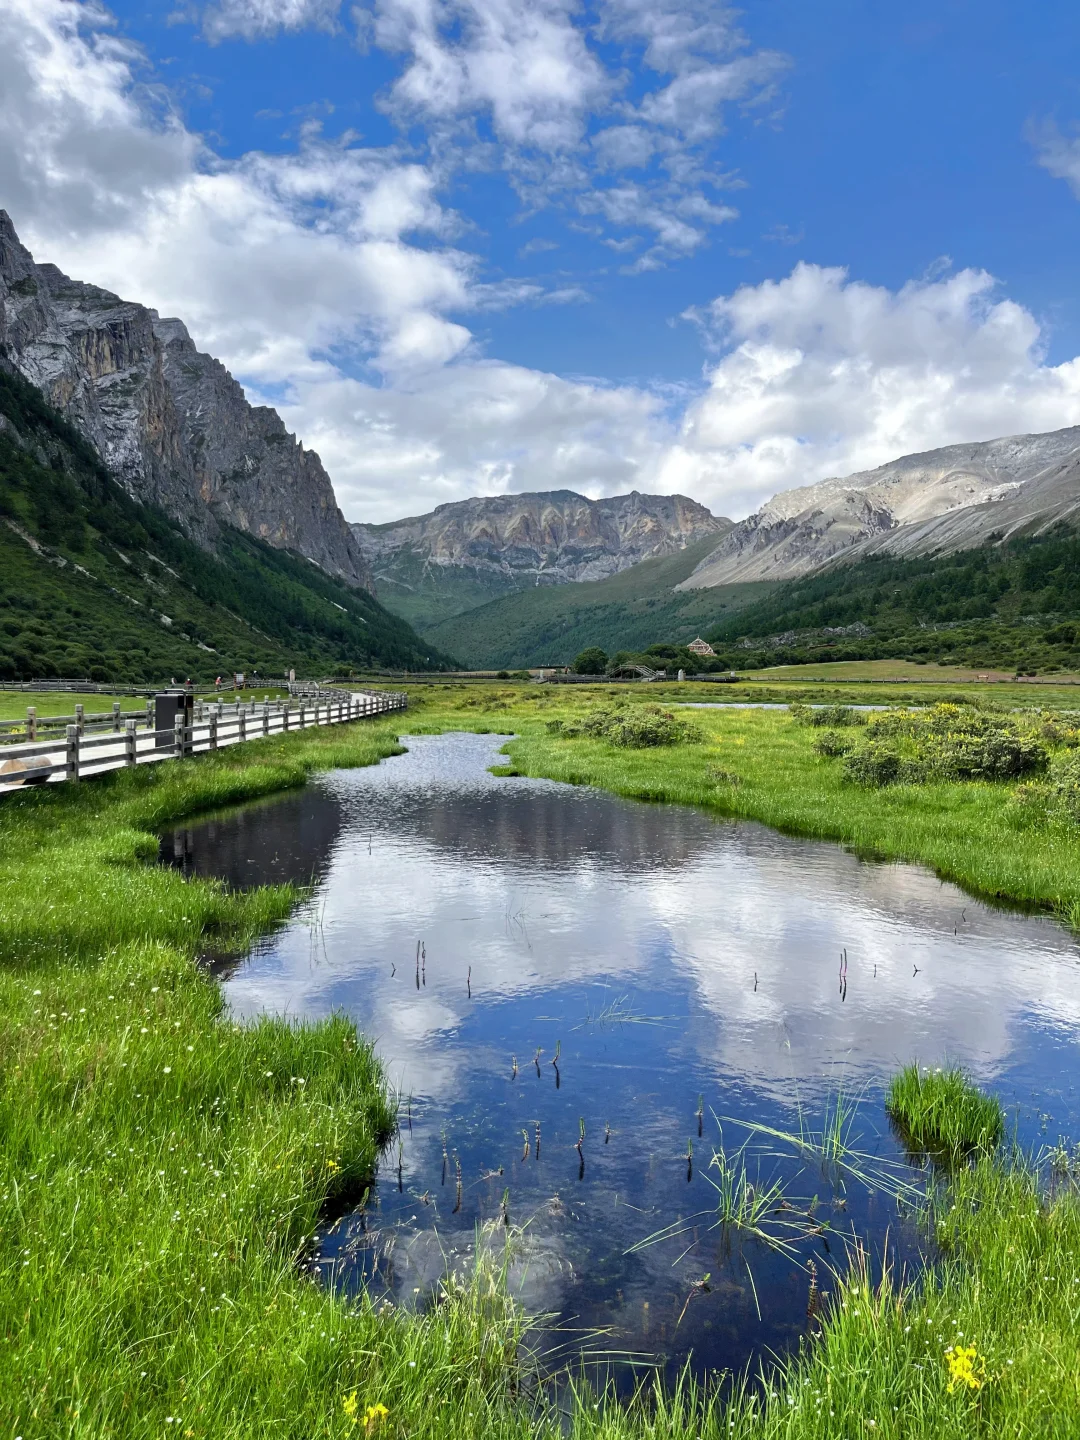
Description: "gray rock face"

(354, 489), (729, 586)
(0, 210), (372, 591)
(680, 428), (1080, 589)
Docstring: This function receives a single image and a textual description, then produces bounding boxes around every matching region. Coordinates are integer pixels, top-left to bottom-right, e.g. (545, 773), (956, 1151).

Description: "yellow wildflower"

(945, 1343), (986, 1393)
(363, 1403), (390, 1434)
(342, 1391), (359, 1421)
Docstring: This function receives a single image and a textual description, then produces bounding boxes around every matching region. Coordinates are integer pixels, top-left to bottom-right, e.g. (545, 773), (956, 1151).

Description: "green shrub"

(830, 704), (1049, 786)
(551, 705), (701, 748)
(812, 729), (857, 757)
(886, 1065), (1004, 1161)
(842, 744), (905, 787)
(705, 763), (742, 787)
(1048, 751), (1080, 825)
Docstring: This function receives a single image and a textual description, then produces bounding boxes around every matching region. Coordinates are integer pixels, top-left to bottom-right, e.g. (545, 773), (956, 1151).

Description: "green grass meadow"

(2, 685), (1080, 1435)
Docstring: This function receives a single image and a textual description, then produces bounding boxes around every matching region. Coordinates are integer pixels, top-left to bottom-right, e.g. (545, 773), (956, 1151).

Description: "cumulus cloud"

(660, 262), (1080, 518)
(0, 0), (673, 520)
(360, 0), (782, 262)
(278, 358), (670, 518)
(375, 0), (609, 153)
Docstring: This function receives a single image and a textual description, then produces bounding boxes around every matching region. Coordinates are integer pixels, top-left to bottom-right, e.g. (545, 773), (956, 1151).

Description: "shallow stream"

(161, 732), (1080, 1385)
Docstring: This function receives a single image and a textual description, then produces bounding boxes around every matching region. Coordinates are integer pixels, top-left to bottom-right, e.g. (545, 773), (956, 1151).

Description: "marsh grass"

(6, 686), (1080, 1436)
(0, 719), (532, 1436)
(886, 1065), (1005, 1162)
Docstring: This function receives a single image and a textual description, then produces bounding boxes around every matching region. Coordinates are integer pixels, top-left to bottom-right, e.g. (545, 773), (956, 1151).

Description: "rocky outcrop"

(354, 490), (729, 588)
(679, 428), (1080, 589)
(0, 210), (373, 591)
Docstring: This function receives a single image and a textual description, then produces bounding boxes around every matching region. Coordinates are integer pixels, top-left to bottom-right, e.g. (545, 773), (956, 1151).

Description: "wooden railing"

(0, 691), (407, 792)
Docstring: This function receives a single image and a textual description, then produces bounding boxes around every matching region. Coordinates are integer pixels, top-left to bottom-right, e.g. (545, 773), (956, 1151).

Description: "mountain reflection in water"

(161, 731), (1080, 1388)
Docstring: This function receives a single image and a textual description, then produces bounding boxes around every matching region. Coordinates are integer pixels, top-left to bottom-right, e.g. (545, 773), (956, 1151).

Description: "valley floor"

(2, 685), (1080, 1436)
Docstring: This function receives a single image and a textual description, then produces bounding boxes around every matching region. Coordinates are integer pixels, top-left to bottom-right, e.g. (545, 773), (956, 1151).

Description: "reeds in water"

(886, 1064), (1004, 1162)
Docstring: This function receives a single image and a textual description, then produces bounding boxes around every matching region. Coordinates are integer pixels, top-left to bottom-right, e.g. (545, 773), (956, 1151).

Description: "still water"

(161, 732), (1080, 1384)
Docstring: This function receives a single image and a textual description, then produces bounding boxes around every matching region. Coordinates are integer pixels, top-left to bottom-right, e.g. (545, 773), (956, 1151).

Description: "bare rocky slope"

(680, 428), (1080, 590)
(355, 490), (727, 581)
(352, 490), (729, 632)
(0, 211), (372, 591)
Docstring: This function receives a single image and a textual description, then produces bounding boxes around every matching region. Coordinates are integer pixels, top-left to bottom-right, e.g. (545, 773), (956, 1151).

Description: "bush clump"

(828, 704), (1049, 787)
(789, 703), (867, 728)
(1047, 750), (1080, 825)
(886, 1064), (1004, 1162)
(547, 705), (701, 748)
(812, 729), (857, 758)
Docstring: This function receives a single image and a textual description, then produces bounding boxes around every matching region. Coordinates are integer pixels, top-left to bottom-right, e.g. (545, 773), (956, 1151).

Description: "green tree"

(573, 646), (608, 674)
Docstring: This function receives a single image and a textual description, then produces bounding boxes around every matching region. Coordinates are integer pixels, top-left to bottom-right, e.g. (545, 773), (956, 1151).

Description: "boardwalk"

(0, 691), (407, 792)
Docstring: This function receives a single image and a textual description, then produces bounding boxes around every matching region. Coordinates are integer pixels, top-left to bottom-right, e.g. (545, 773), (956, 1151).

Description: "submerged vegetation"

(3, 681), (1080, 1434)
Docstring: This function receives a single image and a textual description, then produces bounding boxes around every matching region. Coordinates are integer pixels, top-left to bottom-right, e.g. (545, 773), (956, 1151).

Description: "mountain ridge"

(680, 426), (1080, 590)
(0, 211), (373, 592)
(352, 488), (730, 634)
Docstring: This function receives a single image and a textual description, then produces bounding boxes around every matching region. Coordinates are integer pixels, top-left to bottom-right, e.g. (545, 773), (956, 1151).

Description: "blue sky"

(2, 0), (1080, 521)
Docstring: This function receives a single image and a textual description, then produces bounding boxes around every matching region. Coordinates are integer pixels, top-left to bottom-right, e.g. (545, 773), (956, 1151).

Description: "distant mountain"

(414, 426), (1080, 669)
(680, 427), (1080, 590)
(0, 210), (373, 592)
(353, 490), (730, 634)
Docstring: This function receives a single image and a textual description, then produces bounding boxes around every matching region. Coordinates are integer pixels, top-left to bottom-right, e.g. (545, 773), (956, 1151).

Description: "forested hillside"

(0, 368), (453, 682)
(422, 536), (770, 667)
(701, 530), (1080, 674)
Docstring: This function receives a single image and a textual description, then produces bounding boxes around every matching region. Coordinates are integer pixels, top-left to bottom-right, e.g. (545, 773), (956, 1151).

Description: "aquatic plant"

(886, 1064), (1004, 1161)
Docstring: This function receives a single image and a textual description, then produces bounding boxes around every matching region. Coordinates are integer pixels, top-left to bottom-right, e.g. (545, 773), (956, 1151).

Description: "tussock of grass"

(886, 1065), (1005, 1161)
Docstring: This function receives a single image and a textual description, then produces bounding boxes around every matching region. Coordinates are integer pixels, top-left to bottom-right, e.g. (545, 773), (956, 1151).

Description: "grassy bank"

(3, 689), (1080, 1436)
(0, 721), (524, 1437)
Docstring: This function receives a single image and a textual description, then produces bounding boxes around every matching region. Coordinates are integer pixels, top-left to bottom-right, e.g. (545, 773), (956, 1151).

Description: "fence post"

(209, 710), (218, 751)
(238, 707), (246, 743)
(66, 724), (79, 782)
(174, 714), (184, 759)
(299, 703), (305, 730)
(75, 703), (85, 736)
(146, 699), (154, 731)
(262, 702), (270, 737)
(125, 718), (137, 767)
(26, 706), (36, 741)
(113, 702), (121, 732)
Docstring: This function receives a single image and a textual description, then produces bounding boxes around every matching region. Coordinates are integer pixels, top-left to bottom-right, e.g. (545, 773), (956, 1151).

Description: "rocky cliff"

(0, 211), (372, 591)
(679, 427), (1080, 590)
(355, 490), (729, 585)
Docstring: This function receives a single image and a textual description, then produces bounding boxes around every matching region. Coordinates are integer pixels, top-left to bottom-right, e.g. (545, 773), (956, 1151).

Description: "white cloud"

(658, 262), (1080, 518)
(1032, 119), (1080, 198)
(200, 0), (343, 40)
(0, 0), (672, 521)
(376, 0), (609, 153)
(276, 358), (670, 520)
(364, 0), (781, 261)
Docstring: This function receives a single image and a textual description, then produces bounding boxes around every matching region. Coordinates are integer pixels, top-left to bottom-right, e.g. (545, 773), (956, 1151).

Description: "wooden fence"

(0, 691), (407, 792)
